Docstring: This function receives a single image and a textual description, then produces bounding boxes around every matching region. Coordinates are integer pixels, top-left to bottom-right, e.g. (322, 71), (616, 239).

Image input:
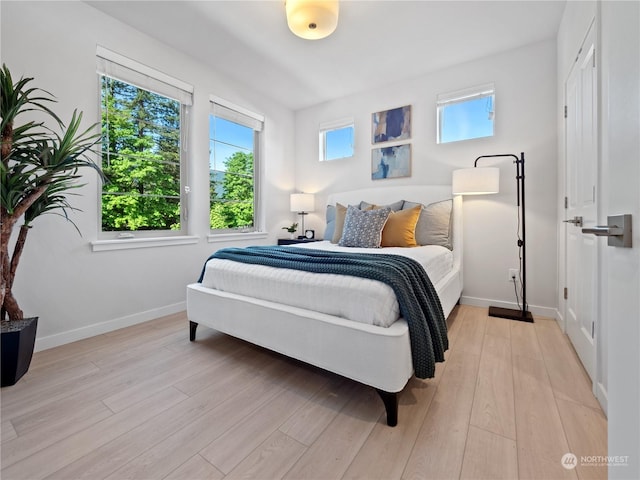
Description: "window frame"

(436, 83), (495, 144)
(209, 96), (264, 236)
(96, 46), (193, 240)
(319, 117), (355, 162)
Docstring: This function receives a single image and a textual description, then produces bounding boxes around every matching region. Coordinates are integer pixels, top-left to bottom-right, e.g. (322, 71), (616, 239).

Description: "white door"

(600, 1), (639, 474)
(564, 22), (598, 381)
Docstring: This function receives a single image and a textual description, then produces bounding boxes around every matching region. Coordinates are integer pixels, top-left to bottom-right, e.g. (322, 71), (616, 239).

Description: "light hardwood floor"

(1, 305), (607, 480)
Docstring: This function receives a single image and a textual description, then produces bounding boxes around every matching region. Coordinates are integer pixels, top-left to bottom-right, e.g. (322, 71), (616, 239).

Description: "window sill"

(207, 231), (268, 243)
(91, 235), (199, 252)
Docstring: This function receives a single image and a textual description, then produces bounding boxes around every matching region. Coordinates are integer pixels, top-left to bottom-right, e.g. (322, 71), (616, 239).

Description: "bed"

(187, 185), (462, 426)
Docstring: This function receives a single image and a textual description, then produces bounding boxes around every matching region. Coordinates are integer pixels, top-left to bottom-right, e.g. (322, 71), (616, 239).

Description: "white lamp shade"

(286, 0), (339, 40)
(290, 193), (315, 212)
(452, 167), (500, 195)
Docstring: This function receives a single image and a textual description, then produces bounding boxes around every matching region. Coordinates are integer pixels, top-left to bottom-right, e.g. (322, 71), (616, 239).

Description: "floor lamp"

(452, 152), (534, 323)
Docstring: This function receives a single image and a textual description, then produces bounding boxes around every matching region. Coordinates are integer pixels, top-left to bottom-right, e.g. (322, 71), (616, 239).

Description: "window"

(97, 47), (193, 238)
(437, 83), (495, 144)
(319, 118), (354, 161)
(209, 97), (264, 233)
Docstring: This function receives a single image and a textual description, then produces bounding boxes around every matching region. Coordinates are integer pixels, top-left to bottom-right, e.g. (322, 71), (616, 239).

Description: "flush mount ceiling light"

(286, 0), (339, 40)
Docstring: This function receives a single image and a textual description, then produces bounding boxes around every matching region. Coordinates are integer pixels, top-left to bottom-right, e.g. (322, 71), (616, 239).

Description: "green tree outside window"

(100, 77), (182, 231)
(209, 115), (256, 231)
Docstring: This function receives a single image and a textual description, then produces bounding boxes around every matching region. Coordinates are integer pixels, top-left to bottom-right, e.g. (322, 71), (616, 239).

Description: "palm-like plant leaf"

(25, 179), (84, 234)
(0, 64), (61, 135)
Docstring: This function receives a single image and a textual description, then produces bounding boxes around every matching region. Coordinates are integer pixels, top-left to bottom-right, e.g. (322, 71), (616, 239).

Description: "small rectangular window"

(437, 83), (495, 144)
(209, 97), (263, 233)
(97, 47), (193, 238)
(319, 118), (354, 161)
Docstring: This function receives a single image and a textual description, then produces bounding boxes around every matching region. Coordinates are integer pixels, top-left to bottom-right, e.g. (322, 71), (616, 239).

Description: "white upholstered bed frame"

(187, 185), (462, 425)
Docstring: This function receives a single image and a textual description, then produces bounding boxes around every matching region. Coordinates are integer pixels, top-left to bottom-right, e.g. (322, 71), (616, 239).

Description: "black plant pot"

(1, 317), (38, 387)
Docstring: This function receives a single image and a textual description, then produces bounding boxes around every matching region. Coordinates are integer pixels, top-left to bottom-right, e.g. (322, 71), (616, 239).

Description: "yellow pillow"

(331, 203), (348, 243)
(381, 205), (421, 247)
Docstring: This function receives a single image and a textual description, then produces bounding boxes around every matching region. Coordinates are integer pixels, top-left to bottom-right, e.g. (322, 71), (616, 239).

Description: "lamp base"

(488, 306), (534, 323)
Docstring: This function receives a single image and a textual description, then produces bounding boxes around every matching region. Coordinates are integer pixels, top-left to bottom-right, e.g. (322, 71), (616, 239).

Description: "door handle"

(581, 226), (623, 236)
(563, 216), (583, 227)
(582, 214), (632, 248)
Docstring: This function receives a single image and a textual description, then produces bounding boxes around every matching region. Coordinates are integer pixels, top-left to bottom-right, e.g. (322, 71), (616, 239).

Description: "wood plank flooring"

(0, 306), (607, 479)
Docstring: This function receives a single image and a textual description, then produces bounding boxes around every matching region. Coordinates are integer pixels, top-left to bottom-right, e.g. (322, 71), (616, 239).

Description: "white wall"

(294, 40), (558, 314)
(1, 3), (559, 346)
(1, 1), (296, 349)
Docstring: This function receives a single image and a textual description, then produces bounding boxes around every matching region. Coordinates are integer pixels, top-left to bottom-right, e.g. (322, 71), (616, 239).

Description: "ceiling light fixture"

(286, 0), (339, 40)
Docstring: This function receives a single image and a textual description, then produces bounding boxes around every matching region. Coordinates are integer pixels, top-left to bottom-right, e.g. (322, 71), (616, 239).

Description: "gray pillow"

(338, 206), (392, 248)
(403, 199), (453, 250)
(324, 204), (336, 241)
(359, 199), (404, 212)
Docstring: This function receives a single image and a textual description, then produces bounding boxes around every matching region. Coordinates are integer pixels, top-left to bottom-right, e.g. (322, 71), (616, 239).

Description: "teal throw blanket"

(198, 246), (448, 379)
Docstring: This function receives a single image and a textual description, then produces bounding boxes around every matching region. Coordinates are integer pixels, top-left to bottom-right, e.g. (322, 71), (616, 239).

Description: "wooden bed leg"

(189, 321), (198, 341)
(376, 389), (398, 427)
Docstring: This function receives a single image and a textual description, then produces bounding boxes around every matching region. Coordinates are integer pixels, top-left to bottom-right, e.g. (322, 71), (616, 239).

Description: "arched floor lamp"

(452, 152), (534, 323)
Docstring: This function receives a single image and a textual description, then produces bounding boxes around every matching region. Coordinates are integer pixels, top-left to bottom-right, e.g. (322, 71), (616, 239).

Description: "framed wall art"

(372, 105), (411, 144)
(371, 143), (411, 180)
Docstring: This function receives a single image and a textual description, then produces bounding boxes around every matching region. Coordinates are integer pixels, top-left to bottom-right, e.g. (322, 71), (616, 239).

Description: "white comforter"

(199, 241), (453, 328)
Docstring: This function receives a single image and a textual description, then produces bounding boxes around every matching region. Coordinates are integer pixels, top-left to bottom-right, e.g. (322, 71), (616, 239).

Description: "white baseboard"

(596, 381), (608, 416)
(34, 302), (186, 352)
(460, 295), (558, 319)
(555, 309), (566, 332)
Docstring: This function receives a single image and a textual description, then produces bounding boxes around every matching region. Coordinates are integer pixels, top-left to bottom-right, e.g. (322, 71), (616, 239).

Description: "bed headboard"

(326, 185), (462, 271)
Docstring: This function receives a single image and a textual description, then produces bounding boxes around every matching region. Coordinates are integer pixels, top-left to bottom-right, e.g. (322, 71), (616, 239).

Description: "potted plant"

(282, 222), (298, 239)
(1, 64), (103, 386)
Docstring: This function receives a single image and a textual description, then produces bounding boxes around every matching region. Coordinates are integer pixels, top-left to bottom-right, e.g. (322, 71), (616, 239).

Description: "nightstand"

(277, 238), (323, 245)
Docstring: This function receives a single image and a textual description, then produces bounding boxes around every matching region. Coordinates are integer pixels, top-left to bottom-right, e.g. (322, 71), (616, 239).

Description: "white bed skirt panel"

(187, 283), (414, 393)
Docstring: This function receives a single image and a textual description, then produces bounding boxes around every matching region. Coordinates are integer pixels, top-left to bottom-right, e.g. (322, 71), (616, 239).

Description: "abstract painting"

(372, 105), (411, 144)
(371, 143), (411, 180)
